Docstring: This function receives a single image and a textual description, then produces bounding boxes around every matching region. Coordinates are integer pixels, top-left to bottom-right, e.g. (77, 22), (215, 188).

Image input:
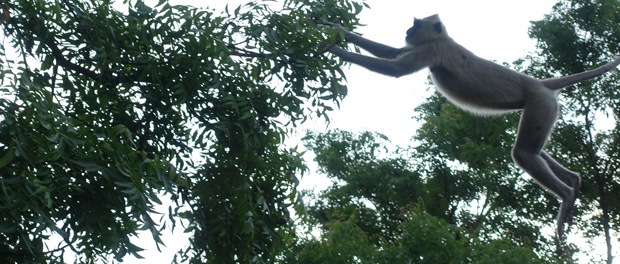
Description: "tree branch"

(227, 44), (273, 58)
(46, 39), (101, 82)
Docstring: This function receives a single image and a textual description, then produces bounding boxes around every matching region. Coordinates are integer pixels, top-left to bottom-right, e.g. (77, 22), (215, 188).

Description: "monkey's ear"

(433, 22), (442, 33)
(413, 18), (421, 26)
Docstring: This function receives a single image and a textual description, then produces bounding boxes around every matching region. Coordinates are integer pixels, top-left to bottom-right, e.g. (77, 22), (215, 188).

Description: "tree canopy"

(0, 0), (363, 262)
(1, 0), (619, 263)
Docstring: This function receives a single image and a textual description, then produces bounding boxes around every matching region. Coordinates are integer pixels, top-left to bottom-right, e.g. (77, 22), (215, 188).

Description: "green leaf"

(135, 0), (153, 14)
(72, 160), (101, 171)
(40, 55), (54, 71)
(0, 148), (15, 168)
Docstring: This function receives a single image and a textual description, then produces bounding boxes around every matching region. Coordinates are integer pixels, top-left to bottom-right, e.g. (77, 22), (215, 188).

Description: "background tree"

(302, 130), (423, 243)
(0, 0), (365, 263)
(412, 94), (561, 258)
(523, 0), (620, 263)
(286, 129), (547, 263)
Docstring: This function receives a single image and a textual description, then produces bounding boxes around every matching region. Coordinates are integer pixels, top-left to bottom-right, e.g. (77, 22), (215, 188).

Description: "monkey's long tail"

(541, 56), (620, 90)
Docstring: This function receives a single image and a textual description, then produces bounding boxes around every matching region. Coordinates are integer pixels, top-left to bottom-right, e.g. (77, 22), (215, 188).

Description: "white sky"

(102, 0), (612, 263)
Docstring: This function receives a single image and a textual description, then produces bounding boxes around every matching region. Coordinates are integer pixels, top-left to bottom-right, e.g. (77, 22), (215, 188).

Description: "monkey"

(325, 14), (620, 240)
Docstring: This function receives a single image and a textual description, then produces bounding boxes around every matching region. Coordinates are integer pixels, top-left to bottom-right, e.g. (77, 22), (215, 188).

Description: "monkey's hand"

(317, 22), (351, 53)
(328, 45), (346, 55)
(327, 46), (356, 63)
(318, 22), (353, 39)
(318, 21), (347, 31)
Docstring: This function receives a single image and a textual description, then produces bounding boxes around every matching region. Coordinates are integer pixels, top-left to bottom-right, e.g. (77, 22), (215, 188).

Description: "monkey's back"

(428, 40), (539, 115)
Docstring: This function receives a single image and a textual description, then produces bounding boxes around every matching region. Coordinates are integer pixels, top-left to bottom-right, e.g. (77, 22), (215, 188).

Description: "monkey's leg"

(541, 152), (580, 238)
(541, 151), (581, 224)
(541, 151), (581, 193)
(511, 96), (575, 240)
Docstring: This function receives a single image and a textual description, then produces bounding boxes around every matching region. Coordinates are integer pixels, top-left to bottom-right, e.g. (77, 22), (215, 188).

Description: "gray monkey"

(327, 14), (620, 240)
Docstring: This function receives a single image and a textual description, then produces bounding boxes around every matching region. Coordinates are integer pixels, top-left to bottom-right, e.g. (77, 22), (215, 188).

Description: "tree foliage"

(287, 130), (548, 263)
(0, 0), (365, 262)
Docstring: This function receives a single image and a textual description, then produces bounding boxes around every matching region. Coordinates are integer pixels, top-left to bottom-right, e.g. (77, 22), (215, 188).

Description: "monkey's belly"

(430, 66), (525, 113)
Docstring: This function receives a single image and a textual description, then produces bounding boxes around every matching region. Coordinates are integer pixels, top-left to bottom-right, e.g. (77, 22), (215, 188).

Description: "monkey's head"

(406, 14), (448, 46)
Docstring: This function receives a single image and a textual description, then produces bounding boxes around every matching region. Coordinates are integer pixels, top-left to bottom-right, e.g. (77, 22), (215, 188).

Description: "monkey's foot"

(571, 175), (581, 203)
(562, 203), (575, 226)
(556, 195), (577, 240)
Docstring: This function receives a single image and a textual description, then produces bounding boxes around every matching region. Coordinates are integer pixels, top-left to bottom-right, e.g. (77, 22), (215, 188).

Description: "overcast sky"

(125, 0), (563, 262)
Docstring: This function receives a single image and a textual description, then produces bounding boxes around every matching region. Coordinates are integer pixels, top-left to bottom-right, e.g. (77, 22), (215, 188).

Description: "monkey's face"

(405, 14), (446, 46)
(405, 19), (422, 44)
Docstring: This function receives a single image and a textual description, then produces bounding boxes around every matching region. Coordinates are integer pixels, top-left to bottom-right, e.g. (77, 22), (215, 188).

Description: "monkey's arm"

(330, 47), (424, 78)
(323, 22), (407, 59)
(344, 32), (409, 59)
